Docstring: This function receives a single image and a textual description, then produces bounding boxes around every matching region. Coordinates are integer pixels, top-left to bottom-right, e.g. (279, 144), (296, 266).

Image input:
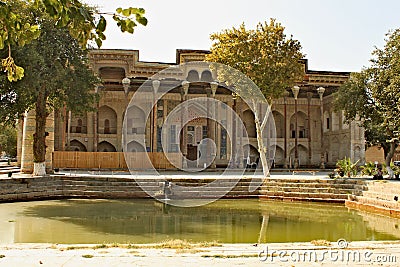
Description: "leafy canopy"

(0, 0), (147, 81)
(335, 29), (400, 141)
(334, 29), (400, 158)
(0, 9), (99, 125)
(206, 19), (304, 102)
(0, 123), (16, 157)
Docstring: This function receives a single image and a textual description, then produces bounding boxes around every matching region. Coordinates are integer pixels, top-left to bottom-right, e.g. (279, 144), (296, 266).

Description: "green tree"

(0, 5), (99, 175)
(206, 19), (304, 176)
(0, 0), (147, 81)
(334, 29), (400, 178)
(0, 123), (17, 157)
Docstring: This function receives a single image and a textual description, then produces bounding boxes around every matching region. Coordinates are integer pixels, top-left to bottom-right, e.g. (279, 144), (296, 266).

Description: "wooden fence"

(52, 151), (182, 170)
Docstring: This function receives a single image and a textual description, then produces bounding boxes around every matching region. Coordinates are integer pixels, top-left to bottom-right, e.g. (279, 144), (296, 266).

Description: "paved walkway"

(0, 169), (340, 180)
(0, 241), (399, 266)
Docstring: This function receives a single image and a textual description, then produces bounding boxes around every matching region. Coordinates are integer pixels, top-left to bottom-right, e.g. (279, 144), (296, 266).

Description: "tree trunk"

(258, 214), (269, 244)
(385, 142), (396, 179)
(253, 103), (270, 178)
(33, 87), (48, 176)
(255, 119), (269, 177)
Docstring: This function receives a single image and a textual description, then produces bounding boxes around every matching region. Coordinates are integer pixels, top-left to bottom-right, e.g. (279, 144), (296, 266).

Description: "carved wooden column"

(307, 92), (313, 165)
(151, 80), (160, 152)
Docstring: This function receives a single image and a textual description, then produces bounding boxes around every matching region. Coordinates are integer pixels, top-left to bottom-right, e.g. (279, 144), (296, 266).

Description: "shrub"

(361, 162), (377, 176)
(336, 157), (360, 178)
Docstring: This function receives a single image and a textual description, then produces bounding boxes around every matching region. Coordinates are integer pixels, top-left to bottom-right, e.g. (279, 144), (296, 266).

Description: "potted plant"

(336, 157), (360, 178)
(388, 162), (400, 179)
(393, 165), (400, 179)
(361, 162), (376, 177)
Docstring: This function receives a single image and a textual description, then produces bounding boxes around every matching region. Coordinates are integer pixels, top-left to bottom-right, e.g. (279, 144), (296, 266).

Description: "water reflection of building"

(19, 49), (365, 171)
(357, 211), (400, 239)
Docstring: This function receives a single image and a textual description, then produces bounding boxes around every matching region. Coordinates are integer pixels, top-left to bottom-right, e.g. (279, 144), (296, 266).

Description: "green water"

(0, 199), (399, 244)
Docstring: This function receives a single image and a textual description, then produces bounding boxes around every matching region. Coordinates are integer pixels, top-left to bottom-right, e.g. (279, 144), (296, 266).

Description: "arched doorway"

(272, 145), (284, 167)
(242, 110), (256, 138)
(98, 105), (117, 134)
(289, 111), (308, 138)
(127, 140), (146, 152)
(243, 144), (260, 166)
(272, 111), (285, 138)
(290, 145), (308, 166)
(126, 105), (146, 134)
(98, 141), (116, 152)
(69, 140), (87, 151)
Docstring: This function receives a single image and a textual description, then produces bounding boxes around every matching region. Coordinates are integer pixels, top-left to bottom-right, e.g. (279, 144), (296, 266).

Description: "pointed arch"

(98, 141), (116, 152)
(289, 144), (308, 166)
(127, 140), (146, 152)
(271, 145), (284, 166)
(272, 111), (285, 138)
(324, 111), (330, 132)
(126, 105), (146, 134)
(332, 112), (340, 131)
(242, 109), (256, 138)
(69, 139), (87, 152)
(98, 105), (117, 134)
(70, 113), (87, 134)
(289, 111), (308, 138)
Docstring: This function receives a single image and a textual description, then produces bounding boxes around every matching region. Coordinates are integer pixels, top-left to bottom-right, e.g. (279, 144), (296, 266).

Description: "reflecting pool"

(0, 199), (399, 244)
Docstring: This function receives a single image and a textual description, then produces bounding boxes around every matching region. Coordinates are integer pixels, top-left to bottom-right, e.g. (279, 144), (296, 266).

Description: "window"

(76, 119), (82, 133)
(170, 125), (176, 143)
(202, 126), (208, 139)
(157, 109), (164, 119)
(220, 128), (227, 159)
(188, 133), (194, 145)
(326, 118), (330, 130)
(157, 126), (163, 152)
(104, 119), (110, 134)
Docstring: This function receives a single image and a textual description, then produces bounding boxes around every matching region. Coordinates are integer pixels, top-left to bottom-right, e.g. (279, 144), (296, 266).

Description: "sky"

(83, 0), (400, 72)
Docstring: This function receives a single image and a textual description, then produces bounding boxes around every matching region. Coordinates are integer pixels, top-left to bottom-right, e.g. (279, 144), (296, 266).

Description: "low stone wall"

(0, 175), (261, 202)
(346, 180), (400, 218)
(260, 178), (367, 203)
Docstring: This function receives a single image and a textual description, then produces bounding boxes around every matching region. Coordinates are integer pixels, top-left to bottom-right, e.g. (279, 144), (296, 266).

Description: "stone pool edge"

(0, 241), (399, 266)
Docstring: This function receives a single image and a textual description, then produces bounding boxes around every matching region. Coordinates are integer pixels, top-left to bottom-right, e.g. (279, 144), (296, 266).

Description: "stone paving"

(0, 241), (399, 267)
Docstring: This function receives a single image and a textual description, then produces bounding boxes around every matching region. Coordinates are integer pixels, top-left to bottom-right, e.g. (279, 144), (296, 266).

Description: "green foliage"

(0, 123), (17, 157)
(390, 162), (400, 175)
(334, 29), (400, 167)
(1, 7), (99, 165)
(0, 0), (41, 81)
(1, 56), (24, 82)
(114, 7), (147, 34)
(206, 20), (304, 177)
(360, 162), (377, 176)
(206, 19), (304, 102)
(0, 0), (146, 81)
(336, 157), (360, 178)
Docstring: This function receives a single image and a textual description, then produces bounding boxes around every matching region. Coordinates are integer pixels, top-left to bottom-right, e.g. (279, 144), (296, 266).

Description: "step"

(260, 195), (345, 203)
(259, 190), (349, 200)
(353, 196), (400, 210)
